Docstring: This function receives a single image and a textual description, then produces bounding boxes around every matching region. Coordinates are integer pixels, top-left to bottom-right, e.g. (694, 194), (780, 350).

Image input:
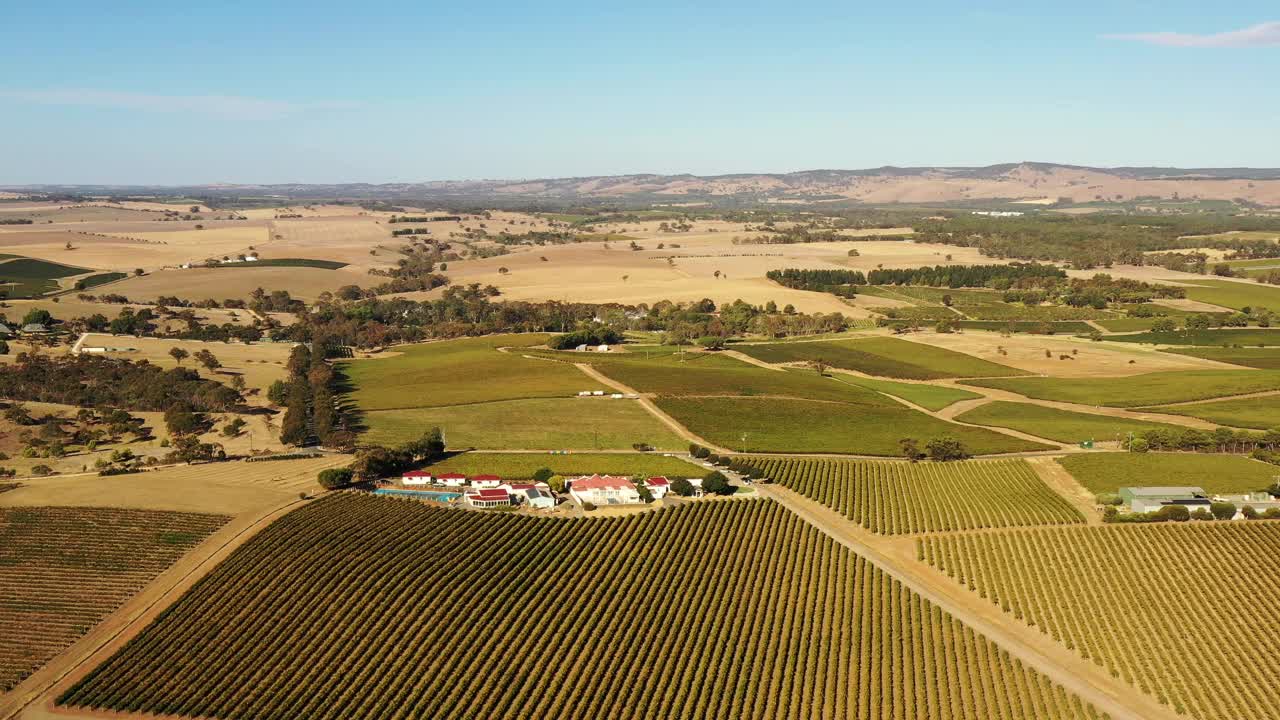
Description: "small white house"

(591, 390), (605, 396)
(402, 470), (433, 486)
(470, 474), (503, 490)
(436, 473), (468, 487)
(645, 477), (671, 500)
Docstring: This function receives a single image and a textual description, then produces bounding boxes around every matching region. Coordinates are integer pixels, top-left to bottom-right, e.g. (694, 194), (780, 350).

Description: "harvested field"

(361, 398), (686, 450)
(1055, 453), (1278, 497)
(655, 396), (1052, 455)
(921, 522), (1280, 720)
(955, 401), (1188, 444)
(59, 494), (1105, 720)
(78, 333), (295, 395)
(0, 506), (227, 692)
(902, 331), (1225, 377)
(738, 456), (1082, 534)
(105, 264), (369, 302)
(966, 370), (1280, 407)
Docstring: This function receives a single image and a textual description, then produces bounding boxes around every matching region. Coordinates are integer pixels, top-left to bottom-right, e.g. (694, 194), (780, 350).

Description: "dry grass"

(78, 333), (295, 394)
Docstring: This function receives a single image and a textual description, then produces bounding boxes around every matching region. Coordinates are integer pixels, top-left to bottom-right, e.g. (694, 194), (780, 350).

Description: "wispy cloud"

(1104, 21), (1280, 48)
(0, 89), (356, 119)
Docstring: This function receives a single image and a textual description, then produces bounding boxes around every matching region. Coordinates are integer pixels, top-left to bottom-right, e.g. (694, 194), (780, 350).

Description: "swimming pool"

(374, 488), (462, 503)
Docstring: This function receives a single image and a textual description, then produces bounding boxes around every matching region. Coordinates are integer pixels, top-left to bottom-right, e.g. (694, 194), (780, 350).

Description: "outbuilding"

(402, 470), (433, 486)
(470, 474), (503, 489)
(436, 473), (468, 487)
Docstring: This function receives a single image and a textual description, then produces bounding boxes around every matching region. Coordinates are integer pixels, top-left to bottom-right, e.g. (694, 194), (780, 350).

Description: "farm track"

(1, 495), (313, 720)
(571, 362), (732, 454)
(758, 483), (1181, 720)
(1023, 457), (1103, 525)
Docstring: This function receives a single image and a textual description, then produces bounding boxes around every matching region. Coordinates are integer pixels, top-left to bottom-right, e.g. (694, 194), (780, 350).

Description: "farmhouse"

(1120, 486), (1210, 514)
(506, 482), (556, 510)
(470, 474), (503, 489)
(436, 473), (467, 487)
(568, 474), (641, 506)
(401, 470), (432, 486)
(465, 488), (512, 508)
(645, 477), (671, 500)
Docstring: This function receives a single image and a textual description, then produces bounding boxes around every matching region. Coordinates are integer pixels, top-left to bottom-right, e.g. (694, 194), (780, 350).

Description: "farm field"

(360, 398), (686, 450)
(208, 257), (347, 269)
(343, 335), (588, 411)
(1174, 279), (1280, 312)
(953, 320), (1094, 333)
(656, 396), (1052, 455)
(902, 330), (1222, 377)
(1143, 395), (1280, 430)
(0, 506), (227, 692)
(736, 456), (1082, 534)
(1106, 328), (1280, 346)
(965, 369), (1280, 407)
(731, 336), (1025, 379)
(1055, 453), (1278, 497)
(829, 374), (982, 410)
(1162, 346), (1280, 369)
(421, 451), (704, 478)
(954, 401), (1189, 444)
(0, 256), (90, 297)
(0, 456), (347, 514)
(58, 494), (1104, 720)
(105, 264), (369, 302)
(920, 522), (1280, 720)
(78, 333), (296, 395)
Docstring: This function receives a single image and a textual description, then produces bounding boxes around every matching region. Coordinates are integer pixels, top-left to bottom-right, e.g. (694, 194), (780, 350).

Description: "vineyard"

(0, 506), (227, 692)
(736, 457), (1084, 534)
(920, 522), (1280, 720)
(60, 494), (1104, 720)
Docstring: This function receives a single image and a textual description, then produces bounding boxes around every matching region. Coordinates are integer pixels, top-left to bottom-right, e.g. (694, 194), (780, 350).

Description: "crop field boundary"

(0, 495), (310, 720)
(757, 483), (1181, 720)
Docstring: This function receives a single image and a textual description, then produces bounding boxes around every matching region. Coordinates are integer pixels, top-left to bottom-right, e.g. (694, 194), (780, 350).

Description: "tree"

(532, 467), (554, 483)
(811, 358), (828, 377)
(670, 477), (696, 497)
(221, 417), (246, 437)
(163, 404), (205, 437)
(900, 438), (924, 462)
(702, 471), (733, 496)
(318, 467), (354, 490)
(0, 340), (8, 355)
(545, 474), (566, 493)
(267, 379), (289, 405)
(22, 308), (53, 327)
(1157, 504), (1191, 522)
(193, 349), (221, 372)
(925, 437), (970, 462)
(693, 445), (711, 459)
(169, 347), (189, 364)
(635, 483), (654, 503)
(1209, 501), (1237, 520)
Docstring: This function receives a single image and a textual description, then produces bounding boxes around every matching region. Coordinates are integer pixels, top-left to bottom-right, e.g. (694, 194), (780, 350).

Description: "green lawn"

(361, 398), (686, 450)
(955, 401), (1187, 444)
(1106, 329), (1280, 346)
(965, 370), (1280, 408)
(420, 452), (703, 479)
(830, 374), (982, 411)
(655, 396), (1051, 456)
(1162, 347), (1280, 369)
(1143, 395), (1280, 430)
(1174, 280), (1280, 312)
(733, 336), (1025, 380)
(342, 335), (588, 411)
(1056, 453), (1279, 496)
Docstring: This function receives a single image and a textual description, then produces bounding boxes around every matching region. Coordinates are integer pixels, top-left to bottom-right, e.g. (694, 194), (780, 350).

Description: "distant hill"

(9, 162), (1280, 207)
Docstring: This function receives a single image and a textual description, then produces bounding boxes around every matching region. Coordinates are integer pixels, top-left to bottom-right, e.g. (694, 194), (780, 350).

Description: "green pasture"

(1106, 329), (1280, 346)
(955, 401), (1186, 444)
(965, 369), (1280, 408)
(1161, 346), (1280, 369)
(1056, 453), (1279, 497)
(1143, 395), (1280, 430)
(732, 336), (1024, 380)
(830, 374), (982, 411)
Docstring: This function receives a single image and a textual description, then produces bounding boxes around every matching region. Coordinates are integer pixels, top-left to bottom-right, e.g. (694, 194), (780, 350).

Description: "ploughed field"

(920, 522), (1280, 720)
(734, 457), (1083, 534)
(60, 494), (1105, 720)
(0, 506), (227, 692)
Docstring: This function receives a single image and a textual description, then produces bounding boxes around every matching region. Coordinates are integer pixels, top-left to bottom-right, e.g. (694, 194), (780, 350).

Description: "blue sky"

(2, 1), (1277, 184)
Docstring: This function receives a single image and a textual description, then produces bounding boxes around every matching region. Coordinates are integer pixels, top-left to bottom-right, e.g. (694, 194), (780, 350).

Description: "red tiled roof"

(473, 488), (510, 500)
(472, 474), (502, 482)
(402, 470), (432, 478)
(508, 483), (535, 490)
(437, 473), (467, 480)
(646, 476), (670, 486)
(569, 474), (634, 491)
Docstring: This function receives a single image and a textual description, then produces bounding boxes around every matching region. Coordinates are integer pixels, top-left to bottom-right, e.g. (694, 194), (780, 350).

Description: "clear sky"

(2, 1), (1277, 184)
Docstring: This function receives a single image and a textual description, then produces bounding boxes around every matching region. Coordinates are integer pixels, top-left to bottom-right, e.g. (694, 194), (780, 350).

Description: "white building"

(568, 474), (641, 506)
(465, 488), (512, 508)
(402, 470), (433, 486)
(645, 477), (671, 500)
(436, 473), (468, 487)
(470, 474), (503, 490)
(506, 482), (556, 510)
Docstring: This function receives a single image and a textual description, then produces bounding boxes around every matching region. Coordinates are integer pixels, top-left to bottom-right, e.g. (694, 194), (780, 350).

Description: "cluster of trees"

(1104, 502), (1280, 524)
(366, 255), (450, 295)
(548, 325), (624, 350)
(1126, 426), (1280, 455)
(866, 263), (1065, 288)
(900, 437), (970, 462)
(347, 429), (445, 484)
(734, 227), (852, 244)
(0, 354), (241, 413)
(5, 404), (147, 461)
(275, 344), (352, 449)
(765, 268), (866, 297)
(387, 215), (460, 223)
(1146, 308), (1275, 332)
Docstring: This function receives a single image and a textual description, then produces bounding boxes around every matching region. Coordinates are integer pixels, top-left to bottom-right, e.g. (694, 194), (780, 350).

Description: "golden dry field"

(77, 333), (295, 394)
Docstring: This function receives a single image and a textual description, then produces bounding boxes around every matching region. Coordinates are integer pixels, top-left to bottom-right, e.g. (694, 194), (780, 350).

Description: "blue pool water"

(374, 488), (462, 503)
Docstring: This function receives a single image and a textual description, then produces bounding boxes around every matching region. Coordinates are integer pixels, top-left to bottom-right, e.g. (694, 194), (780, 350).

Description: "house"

(568, 474), (641, 506)
(596, 345), (610, 352)
(1120, 486), (1209, 514)
(645, 477), (670, 500)
(21, 323), (49, 335)
(465, 488), (512, 508)
(401, 470), (433, 486)
(506, 482), (556, 510)
(436, 473), (468, 487)
(470, 474), (503, 489)
(0, 323), (13, 337)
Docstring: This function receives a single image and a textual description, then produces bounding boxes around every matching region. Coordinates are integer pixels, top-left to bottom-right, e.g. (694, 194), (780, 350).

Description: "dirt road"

(757, 484), (1181, 720)
(572, 362), (731, 453)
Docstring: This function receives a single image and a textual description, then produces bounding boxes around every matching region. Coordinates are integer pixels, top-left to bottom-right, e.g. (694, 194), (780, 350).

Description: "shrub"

(31, 464), (53, 477)
(532, 467), (554, 483)
(925, 437), (970, 462)
(580, 501), (596, 512)
(670, 477), (696, 497)
(1096, 493), (1123, 506)
(693, 446), (711, 459)
(317, 467), (354, 490)
(702, 471), (733, 496)
(1241, 505), (1259, 520)
(1190, 508), (1213, 521)
(1209, 501), (1237, 520)
(1157, 505), (1191, 522)
(1263, 508), (1280, 519)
